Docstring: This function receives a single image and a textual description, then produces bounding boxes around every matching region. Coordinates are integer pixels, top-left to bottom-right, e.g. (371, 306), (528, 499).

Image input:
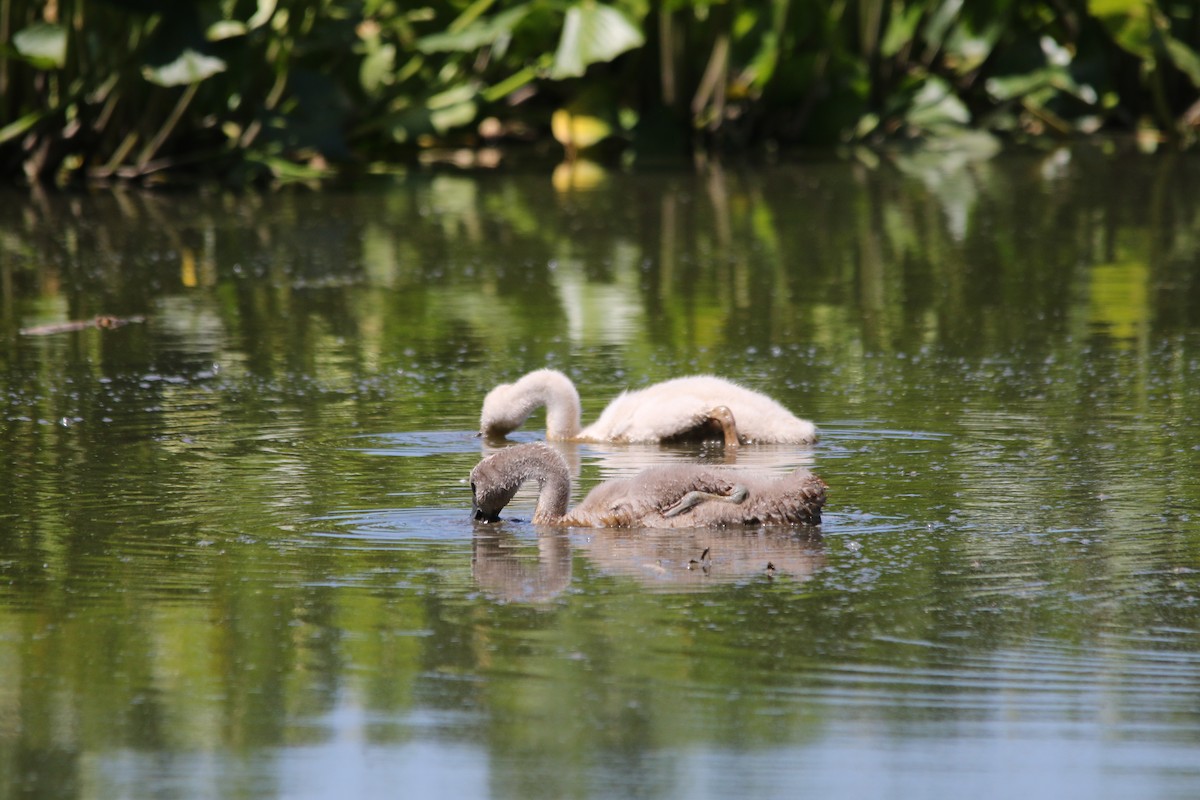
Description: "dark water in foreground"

(2, 148), (1200, 798)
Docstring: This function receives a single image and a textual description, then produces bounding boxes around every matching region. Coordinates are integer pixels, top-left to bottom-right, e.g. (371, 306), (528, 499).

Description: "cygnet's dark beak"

(472, 506), (500, 523)
(471, 487), (499, 523)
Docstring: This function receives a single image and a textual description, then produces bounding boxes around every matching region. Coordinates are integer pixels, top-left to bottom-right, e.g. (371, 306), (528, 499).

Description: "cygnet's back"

(579, 375), (818, 444)
(564, 463), (826, 528)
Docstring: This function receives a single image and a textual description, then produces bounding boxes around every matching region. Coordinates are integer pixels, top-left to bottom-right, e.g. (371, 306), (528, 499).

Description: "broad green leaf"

(907, 76), (970, 128)
(922, 0), (964, 51)
(880, 4), (922, 58)
(985, 70), (1053, 101)
(417, 6), (531, 53)
(428, 84), (478, 110)
(13, 23), (67, 68)
(551, 3), (645, 80)
(1164, 35), (1200, 87)
(987, 66), (1096, 105)
(1087, 0), (1153, 58)
(430, 101), (478, 132)
(143, 49), (227, 86)
(423, 85), (479, 132)
(360, 43), (396, 95)
(943, 20), (1003, 74)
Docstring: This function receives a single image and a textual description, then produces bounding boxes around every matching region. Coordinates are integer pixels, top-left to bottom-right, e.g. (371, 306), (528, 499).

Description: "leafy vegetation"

(2, 0), (1199, 184)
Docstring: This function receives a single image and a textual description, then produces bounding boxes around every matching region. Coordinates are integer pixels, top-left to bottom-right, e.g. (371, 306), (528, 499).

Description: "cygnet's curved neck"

(531, 465), (571, 524)
(475, 443), (573, 524)
(483, 370), (583, 440)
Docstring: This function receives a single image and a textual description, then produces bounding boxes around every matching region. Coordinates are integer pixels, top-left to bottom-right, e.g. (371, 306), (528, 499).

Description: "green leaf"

(0, 111), (44, 145)
(428, 84), (478, 110)
(207, 21), (247, 41)
(985, 70), (1053, 102)
(1164, 35), (1200, 88)
(943, 20), (1003, 75)
(907, 76), (971, 128)
(428, 85), (480, 132)
(360, 43), (397, 95)
(430, 101), (478, 133)
(417, 6), (531, 53)
(247, 0), (277, 30)
(880, 4), (922, 59)
(207, 0), (275, 40)
(551, 3), (645, 80)
(13, 23), (68, 68)
(1087, 0), (1154, 58)
(142, 49), (227, 86)
(922, 0), (964, 51)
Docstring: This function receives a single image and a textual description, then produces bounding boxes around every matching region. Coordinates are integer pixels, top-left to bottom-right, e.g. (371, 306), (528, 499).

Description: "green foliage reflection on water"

(1, 149), (1200, 796)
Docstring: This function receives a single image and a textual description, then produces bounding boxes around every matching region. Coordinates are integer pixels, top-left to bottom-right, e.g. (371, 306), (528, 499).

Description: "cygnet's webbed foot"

(706, 405), (741, 447)
(662, 484), (750, 518)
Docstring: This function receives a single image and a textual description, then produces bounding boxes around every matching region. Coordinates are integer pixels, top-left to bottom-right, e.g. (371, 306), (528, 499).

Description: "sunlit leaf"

(907, 77), (971, 128)
(1087, 0), (1154, 58)
(13, 23), (67, 68)
(1039, 35), (1072, 67)
(1163, 35), (1200, 88)
(207, 21), (247, 41)
(551, 3), (644, 79)
(0, 111), (44, 145)
(986, 70), (1053, 102)
(942, 19), (1003, 75)
(142, 49), (227, 86)
(247, 0), (277, 30)
(428, 84), (477, 110)
(430, 101), (478, 132)
(922, 0), (964, 51)
(417, 6), (531, 53)
(551, 108), (613, 150)
(360, 43), (396, 95)
(880, 4), (921, 58)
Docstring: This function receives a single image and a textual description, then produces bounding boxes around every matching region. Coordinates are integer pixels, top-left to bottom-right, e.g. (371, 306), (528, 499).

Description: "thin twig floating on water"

(19, 315), (146, 336)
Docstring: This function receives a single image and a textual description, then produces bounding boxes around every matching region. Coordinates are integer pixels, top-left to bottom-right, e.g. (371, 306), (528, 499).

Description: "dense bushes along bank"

(3, 0), (1198, 184)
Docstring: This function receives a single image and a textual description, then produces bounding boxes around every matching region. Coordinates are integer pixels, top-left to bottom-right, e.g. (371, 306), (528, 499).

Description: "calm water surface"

(2, 148), (1200, 798)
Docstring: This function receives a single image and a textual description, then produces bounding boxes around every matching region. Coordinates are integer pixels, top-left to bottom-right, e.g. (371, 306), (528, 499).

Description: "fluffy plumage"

(479, 369), (817, 444)
(470, 442), (826, 528)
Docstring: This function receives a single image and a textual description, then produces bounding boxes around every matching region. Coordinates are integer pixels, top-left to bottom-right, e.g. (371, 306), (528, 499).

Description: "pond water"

(2, 146), (1200, 799)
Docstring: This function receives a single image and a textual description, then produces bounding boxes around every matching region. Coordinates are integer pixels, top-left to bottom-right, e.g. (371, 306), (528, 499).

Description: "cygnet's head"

(469, 442), (569, 522)
(479, 380), (524, 438)
(470, 471), (514, 523)
(469, 446), (527, 521)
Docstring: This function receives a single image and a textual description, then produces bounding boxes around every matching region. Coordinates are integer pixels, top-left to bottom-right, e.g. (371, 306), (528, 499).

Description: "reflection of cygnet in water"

(479, 369), (818, 445)
(472, 531), (572, 603)
(470, 442), (826, 528)
(576, 528), (826, 590)
(470, 527), (825, 600)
